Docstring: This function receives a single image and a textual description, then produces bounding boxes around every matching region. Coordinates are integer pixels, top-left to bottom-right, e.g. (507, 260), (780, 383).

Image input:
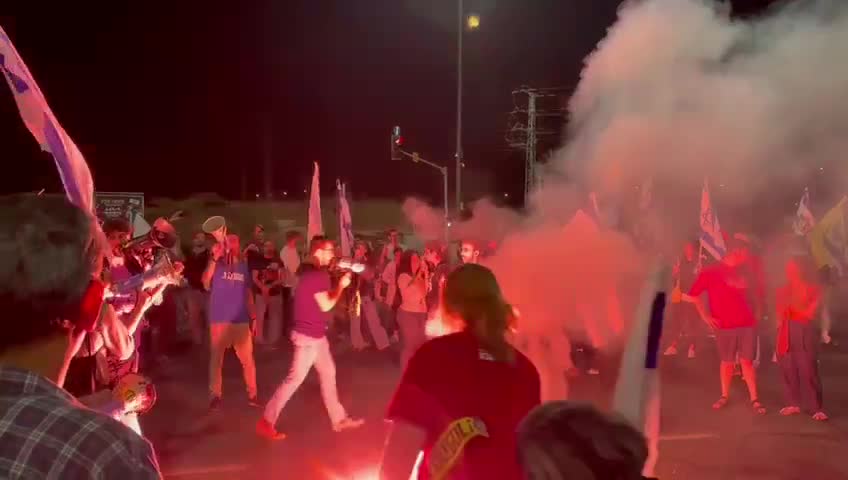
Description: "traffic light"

(391, 126), (403, 161)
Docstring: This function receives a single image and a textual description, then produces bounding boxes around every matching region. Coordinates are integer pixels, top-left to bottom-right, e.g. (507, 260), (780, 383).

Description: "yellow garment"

(429, 417), (489, 480)
(809, 196), (847, 269)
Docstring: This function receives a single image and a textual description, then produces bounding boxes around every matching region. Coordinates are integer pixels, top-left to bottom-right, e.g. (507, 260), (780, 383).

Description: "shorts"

(715, 327), (756, 362)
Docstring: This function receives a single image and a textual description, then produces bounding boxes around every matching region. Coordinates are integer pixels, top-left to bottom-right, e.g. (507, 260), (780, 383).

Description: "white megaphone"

(337, 258), (366, 273)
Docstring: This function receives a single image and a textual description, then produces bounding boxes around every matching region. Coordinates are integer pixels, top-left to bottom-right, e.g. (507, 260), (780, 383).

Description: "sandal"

(712, 396), (729, 410)
(751, 399), (767, 415)
(779, 406), (801, 416)
(812, 411), (829, 422)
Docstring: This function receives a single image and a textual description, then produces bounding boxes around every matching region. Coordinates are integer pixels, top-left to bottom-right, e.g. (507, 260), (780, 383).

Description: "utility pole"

(263, 119), (272, 199)
(506, 86), (566, 206)
(455, 0), (464, 215)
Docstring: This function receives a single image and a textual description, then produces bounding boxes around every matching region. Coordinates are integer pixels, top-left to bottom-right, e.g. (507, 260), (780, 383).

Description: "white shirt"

(381, 261), (398, 306)
(279, 245), (300, 288)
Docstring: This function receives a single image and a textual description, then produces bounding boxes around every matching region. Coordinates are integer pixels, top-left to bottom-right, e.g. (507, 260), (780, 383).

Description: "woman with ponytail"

(379, 264), (541, 480)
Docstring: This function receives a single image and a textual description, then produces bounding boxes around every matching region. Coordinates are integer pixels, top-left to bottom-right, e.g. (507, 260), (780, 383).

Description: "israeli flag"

(0, 27), (93, 212)
(793, 188), (815, 236)
(337, 180), (354, 258)
(307, 162), (323, 242)
(699, 179), (726, 260)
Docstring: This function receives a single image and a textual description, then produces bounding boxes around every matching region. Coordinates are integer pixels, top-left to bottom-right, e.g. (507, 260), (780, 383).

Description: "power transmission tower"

(505, 87), (566, 206)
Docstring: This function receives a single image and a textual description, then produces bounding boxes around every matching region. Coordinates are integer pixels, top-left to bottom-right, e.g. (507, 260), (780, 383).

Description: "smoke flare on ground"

(404, 0), (848, 393)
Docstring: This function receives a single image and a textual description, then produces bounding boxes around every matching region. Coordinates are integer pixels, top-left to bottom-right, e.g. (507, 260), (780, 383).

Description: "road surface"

(141, 336), (848, 480)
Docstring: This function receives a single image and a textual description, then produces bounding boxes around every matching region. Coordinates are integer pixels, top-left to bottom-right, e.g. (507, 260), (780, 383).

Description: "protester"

(182, 231), (210, 346)
(395, 250), (430, 368)
(376, 246), (404, 341)
(203, 233), (258, 411)
(251, 240), (285, 347)
(243, 224), (265, 264)
(0, 194), (161, 478)
(423, 240), (450, 316)
(257, 237), (364, 440)
(684, 237), (766, 414)
(517, 402), (652, 480)
(350, 241), (390, 351)
(776, 256), (827, 421)
(379, 229), (406, 269)
(664, 240), (700, 359)
(459, 239), (481, 265)
(280, 231), (303, 335)
(379, 264), (540, 480)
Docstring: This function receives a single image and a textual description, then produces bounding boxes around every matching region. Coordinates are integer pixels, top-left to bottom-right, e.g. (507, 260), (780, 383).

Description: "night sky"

(0, 0), (777, 205)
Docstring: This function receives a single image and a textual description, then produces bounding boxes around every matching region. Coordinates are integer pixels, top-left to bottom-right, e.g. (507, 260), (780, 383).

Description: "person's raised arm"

(314, 272), (352, 312)
(202, 244), (223, 291)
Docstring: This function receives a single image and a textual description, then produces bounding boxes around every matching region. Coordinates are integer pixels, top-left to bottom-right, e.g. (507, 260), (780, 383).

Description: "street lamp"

(455, 1), (480, 216)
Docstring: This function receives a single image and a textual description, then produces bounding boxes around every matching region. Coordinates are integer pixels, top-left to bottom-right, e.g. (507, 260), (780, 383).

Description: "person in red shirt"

(775, 256), (827, 421)
(379, 264), (541, 480)
(684, 238), (765, 414)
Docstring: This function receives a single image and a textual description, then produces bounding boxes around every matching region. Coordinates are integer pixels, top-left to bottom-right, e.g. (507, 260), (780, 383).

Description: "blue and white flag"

(0, 27), (93, 212)
(793, 188), (815, 236)
(337, 179), (354, 258)
(699, 179), (726, 260)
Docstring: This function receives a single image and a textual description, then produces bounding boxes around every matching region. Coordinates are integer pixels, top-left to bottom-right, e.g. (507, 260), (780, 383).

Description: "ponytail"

(468, 300), (515, 363)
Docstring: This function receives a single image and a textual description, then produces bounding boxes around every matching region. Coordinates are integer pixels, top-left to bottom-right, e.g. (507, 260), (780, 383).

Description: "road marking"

(660, 433), (720, 441)
(164, 464), (249, 477)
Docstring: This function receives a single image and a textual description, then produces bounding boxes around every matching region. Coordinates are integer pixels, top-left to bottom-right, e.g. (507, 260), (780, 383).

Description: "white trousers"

(264, 332), (347, 426)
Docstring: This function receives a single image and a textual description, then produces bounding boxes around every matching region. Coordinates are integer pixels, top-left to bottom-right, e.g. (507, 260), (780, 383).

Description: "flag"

(809, 196), (847, 272)
(699, 179), (726, 260)
(612, 263), (667, 478)
(793, 188), (815, 236)
(307, 162), (323, 242)
(337, 179), (354, 257)
(0, 27), (93, 212)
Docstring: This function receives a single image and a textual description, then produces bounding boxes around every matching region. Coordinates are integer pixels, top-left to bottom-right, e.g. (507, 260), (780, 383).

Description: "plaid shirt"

(0, 366), (161, 479)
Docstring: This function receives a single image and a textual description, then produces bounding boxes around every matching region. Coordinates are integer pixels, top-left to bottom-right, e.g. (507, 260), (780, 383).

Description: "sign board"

(94, 192), (144, 224)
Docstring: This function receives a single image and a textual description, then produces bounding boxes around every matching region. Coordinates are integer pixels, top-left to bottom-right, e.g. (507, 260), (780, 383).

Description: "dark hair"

(517, 402), (648, 480)
(442, 264), (516, 362)
(0, 195), (102, 353)
(396, 250), (420, 278)
(285, 230), (302, 243)
(102, 218), (131, 235)
(309, 235), (333, 255)
(393, 246), (404, 257)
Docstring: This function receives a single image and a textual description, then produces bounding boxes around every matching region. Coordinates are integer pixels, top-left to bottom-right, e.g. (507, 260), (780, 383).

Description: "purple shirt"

(293, 265), (332, 338)
(208, 260), (250, 324)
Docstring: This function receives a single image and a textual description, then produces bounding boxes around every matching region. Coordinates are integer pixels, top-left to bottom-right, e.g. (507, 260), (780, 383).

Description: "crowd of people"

(2, 194), (837, 479)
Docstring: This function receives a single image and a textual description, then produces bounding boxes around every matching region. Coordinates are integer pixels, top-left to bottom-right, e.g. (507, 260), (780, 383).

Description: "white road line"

(659, 433), (720, 441)
(164, 464), (249, 478)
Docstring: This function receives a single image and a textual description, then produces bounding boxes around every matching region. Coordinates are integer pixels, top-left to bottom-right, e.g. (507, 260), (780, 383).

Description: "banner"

(337, 180), (354, 257)
(0, 27), (94, 212)
(307, 162), (323, 242)
(94, 192), (144, 223)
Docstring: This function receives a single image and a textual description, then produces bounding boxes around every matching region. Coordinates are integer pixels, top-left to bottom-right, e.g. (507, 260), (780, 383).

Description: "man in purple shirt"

(202, 233), (258, 411)
(257, 237), (364, 440)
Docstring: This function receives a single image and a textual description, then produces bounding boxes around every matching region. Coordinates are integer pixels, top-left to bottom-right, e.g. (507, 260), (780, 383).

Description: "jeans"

(264, 331), (348, 426)
(255, 294), (283, 345)
(396, 309), (427, 369)
(208, 323), (257, 399)
(351, 297), (390, 350)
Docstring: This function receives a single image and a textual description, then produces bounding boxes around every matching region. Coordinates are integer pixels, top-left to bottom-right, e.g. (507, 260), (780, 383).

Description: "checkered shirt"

(0, 366), (161, 479)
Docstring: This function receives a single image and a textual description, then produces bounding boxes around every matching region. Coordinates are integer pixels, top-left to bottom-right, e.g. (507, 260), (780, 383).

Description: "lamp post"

(455, 2), (480, 216)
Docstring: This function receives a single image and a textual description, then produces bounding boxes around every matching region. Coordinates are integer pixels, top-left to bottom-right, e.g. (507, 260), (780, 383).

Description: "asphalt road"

(141, 336), (848, 480)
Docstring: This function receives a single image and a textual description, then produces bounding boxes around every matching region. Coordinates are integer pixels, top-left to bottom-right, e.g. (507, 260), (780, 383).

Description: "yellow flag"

(809, 196), (847, 270)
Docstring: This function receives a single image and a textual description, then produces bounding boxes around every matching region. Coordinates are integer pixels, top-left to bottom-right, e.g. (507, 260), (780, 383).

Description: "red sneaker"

(256, 418), (286, 440)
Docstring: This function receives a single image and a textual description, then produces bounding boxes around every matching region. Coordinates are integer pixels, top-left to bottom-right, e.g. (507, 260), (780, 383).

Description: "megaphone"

(336, 258), (366, 273)
(123, 217), (177, 252)
(202, 216), (227, 243)
(108, 255), (181, 300)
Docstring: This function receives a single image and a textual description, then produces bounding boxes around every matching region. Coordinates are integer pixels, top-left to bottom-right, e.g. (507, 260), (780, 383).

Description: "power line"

(505, 86), (567, 206)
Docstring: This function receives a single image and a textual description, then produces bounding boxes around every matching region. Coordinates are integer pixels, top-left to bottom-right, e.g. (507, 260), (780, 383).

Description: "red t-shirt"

(386, 331), (541, 480)
(688, 263), (756, 329)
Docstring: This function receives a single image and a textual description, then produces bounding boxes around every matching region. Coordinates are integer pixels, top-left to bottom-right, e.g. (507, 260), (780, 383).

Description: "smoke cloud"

(404, 0), (848, 390)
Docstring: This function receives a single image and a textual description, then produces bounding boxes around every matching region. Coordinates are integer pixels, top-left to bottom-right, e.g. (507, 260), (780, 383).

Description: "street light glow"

(466, 13), (480, 30)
